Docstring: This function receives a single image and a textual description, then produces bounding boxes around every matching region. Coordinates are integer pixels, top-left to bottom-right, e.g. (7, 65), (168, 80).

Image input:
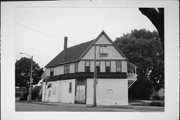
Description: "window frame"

(99, 46), (107, 54)
(85, 61), (90, 72)
(50, 68), (54, 76)
(105, 61), (111, 72)
(64, 64), (70, 74)
(116, 61), (122, 72)
(69, 82), (72, 93)
(75, 62), (78, 73)
(96, 61), (100, 73)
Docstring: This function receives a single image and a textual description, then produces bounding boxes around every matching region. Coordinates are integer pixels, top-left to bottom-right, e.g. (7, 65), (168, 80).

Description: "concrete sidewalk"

(17, 101), (164, 110)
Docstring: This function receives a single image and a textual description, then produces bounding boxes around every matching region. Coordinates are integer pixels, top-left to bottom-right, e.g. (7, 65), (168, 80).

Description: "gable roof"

(79, 31), (127, 59)
(45, 40), (94, 68)
(45, 31), (127, 68)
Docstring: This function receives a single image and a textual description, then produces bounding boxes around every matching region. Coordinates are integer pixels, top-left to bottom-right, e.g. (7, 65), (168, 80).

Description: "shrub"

(15, 93), (21, 97)
(20, 93), (28, 101)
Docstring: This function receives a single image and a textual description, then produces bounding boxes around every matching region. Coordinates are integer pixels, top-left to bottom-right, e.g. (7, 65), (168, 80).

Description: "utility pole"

(93, 44), (97, 106)
(28, 56), (33, 102)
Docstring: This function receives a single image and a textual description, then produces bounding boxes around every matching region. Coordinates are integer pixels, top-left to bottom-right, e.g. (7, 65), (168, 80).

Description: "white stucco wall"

(100, 61), (105, 72)
(111, 61), (116, 72)
(90, 61), (94, 72)
(70, 63), (75, 73)
(82, 46), (125, 60)
(45, 68), (50, 76)
(46, 62), (76, 76)
(42, 81), (59, 102)
(86, 78), (128, 105)
(78, 61), (85, 72)
(42, 82), (46, 101)
(86, 79), (94, 104)
(61, 79), (75, 104)
(95, 34), (112, 45)
(42, 79), (75, 103)
(54, 66), (64, 75)
(122, 61), (127, 72)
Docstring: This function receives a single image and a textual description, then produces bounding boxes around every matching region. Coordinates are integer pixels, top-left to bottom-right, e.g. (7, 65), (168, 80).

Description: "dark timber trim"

(46, 72), (127, 82)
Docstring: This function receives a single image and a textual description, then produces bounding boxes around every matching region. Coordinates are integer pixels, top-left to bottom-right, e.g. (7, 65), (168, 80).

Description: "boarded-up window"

(69, 82), (72, 93)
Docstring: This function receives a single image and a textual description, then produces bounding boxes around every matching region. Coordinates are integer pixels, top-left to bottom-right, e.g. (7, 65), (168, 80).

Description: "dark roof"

(45, 31), (127, 68)
(45, 40), (94, 68)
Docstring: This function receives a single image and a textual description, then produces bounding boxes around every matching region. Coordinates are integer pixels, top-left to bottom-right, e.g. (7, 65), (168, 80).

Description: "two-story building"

(42, 31), (137, 105)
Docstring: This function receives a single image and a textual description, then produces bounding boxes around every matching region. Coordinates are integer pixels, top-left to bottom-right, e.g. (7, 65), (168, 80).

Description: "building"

(42, 31), (137, 105)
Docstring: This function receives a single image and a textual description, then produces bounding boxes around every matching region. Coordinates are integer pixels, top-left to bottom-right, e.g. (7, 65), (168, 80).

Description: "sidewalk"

(17, 101), (164, 110)
(16, 101), (164, 111)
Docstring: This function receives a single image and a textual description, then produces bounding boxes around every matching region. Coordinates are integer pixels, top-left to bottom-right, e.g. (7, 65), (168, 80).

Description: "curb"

(17, 101), (57, 106)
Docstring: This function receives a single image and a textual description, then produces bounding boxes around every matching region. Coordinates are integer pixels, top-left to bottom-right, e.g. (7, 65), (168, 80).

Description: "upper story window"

(50, 68), (54, 76)
(99, 46), (108, 57)
(105, 61), (111, 72)
(85, 61), (90, 72)
(96, 61), (100, 73)
(64, 64), (70, 74)
(75, 62), (78, 72)
(116, 61), (122, 72)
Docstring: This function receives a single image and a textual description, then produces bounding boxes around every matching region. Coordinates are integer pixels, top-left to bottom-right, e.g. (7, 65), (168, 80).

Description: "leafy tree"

(15, 57), (44, 95)
(115, 29), (164, 100)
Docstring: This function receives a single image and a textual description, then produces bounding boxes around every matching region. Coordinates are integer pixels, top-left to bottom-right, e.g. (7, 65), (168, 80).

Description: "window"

(116, 61), (122, 72)
(96, 61), (100, 73)
(99, 46), (108, 57)
(50, 68), (54, 76)
(105, 61), (111, 72)
(75, 62), (78, 72)
(64, 64), (70, 74)
(85, 61), (90, 72)
(47, 83), (52, 88)
(69, 82), (72, 93)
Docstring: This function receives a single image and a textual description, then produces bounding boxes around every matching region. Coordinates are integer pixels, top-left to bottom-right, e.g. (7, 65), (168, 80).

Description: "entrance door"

(75, 79), (86, 104)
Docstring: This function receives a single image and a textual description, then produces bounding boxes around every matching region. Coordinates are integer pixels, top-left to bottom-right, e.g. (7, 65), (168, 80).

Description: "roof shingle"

(45, 40), (94, 68)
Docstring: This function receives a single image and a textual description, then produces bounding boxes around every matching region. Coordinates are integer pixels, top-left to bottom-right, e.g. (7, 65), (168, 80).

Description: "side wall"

(42, 81), (59, 102)
(86, 78), (128, 105)
(61, 79), (75, 104)
(42, 79), (75, 103)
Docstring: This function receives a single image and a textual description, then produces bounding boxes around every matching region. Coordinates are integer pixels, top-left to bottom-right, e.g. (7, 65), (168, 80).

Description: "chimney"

(63, 37), (68, 60)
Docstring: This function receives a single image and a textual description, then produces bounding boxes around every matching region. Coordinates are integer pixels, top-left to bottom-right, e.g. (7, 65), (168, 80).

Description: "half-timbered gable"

(42, 31), (137, 105)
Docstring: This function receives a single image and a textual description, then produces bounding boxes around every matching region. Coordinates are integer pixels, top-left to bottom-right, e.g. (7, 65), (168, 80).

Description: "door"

(75, 79), (86, 104)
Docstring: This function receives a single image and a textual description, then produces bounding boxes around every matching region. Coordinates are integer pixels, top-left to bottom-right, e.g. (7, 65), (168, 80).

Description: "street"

(16, 102), (164, 112)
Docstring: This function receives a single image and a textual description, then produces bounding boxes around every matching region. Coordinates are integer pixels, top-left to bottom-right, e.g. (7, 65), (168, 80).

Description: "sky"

(15, 6), (157, 68)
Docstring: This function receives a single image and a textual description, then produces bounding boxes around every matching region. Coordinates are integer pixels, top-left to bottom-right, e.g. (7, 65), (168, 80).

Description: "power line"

(15, 22), (60, 40)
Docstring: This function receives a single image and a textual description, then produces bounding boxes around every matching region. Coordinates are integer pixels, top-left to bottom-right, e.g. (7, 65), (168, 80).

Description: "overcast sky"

(15, 6), (157, 68)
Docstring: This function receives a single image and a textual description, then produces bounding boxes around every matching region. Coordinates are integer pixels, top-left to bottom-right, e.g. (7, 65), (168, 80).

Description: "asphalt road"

(16, 102), (164, 112)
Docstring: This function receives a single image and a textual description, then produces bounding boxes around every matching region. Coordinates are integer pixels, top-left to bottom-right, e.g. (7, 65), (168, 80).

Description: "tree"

(115, 29), (164, 100)
(139, 8), (164, 50)
(15, 57), (44, 95)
